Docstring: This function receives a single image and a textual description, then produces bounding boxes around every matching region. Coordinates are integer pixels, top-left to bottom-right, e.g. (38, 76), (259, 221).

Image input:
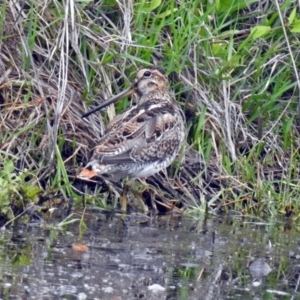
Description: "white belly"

(130, 156), (174, 179)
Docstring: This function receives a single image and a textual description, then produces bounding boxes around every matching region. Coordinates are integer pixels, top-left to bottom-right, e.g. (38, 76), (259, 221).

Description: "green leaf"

(291, 19), (300, 32)
(21, 185), (42, 200)
(217, 0), (258, 13)
(250, 26), (271, 39)
(0, 197), (10, 207)
(157, 8), (178, 18)
(3, 160), (14, 175)
(288, 8), (297, 25)
(142, 0), (161, 12)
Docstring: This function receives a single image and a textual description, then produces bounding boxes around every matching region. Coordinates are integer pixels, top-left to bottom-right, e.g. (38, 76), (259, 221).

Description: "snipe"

(79, 67), (185, 212)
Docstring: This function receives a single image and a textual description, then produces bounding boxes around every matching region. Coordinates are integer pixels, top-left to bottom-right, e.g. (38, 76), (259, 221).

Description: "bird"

(79, 66), (185, 212)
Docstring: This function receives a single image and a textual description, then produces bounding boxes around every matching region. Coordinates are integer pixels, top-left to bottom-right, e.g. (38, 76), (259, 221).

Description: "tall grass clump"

(1, 0), (300, 220)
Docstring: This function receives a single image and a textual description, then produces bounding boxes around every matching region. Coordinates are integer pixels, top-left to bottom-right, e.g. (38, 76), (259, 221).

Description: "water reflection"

(0, 212), (299, 299)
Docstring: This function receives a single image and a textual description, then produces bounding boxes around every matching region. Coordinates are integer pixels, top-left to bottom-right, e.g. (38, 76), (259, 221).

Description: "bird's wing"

(91, 99), (180, 164)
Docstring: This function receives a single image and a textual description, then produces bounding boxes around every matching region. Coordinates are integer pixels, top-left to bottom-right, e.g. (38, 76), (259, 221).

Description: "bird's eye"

(143, 71), (152, 78)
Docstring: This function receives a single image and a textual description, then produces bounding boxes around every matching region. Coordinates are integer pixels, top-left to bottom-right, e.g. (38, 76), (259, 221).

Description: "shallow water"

(0, 211), (299, 300)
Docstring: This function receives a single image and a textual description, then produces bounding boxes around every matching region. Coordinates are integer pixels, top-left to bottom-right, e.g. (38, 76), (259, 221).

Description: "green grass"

(1, 0), (300, 221)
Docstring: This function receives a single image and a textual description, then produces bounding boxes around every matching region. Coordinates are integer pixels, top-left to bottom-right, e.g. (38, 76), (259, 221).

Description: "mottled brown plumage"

(79, 67), (185, 210)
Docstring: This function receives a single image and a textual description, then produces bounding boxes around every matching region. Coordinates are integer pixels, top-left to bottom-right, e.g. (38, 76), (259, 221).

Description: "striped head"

(133, 67), (169, 97)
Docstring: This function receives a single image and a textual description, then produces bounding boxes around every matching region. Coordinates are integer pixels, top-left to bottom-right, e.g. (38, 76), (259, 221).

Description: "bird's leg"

(130, 185), (149, 214)
(120, 178), (129, 212)
(149, 189), (158, 212)
(120, 178), (148, 213)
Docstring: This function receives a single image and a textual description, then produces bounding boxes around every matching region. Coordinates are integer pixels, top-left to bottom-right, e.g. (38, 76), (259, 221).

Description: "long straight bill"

(82, 86), (135, 118)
